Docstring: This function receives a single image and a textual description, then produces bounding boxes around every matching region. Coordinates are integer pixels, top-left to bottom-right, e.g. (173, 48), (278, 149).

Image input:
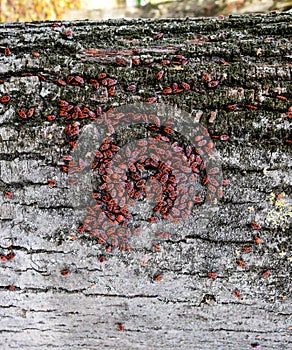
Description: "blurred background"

(0, 0), (291, 22)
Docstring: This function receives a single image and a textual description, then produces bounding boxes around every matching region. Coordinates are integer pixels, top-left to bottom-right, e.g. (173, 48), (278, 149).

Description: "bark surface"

(0, 14), (291, 350)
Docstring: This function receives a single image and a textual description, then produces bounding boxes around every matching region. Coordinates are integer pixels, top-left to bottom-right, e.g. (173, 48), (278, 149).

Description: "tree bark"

(0, 14), (291, 350)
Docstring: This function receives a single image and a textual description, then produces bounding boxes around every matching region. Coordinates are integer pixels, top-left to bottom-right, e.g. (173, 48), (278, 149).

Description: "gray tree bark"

(0, 13), (291, 350)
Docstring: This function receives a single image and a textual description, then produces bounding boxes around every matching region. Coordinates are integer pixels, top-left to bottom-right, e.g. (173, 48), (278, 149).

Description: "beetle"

(276, 95), (287, 101)
(153, 274), (163, 281)
(0, 95), (10, 103)
(208, 272), (217, 279)
(4, 47), (11, 56)
(117, 323), (125, 331)
(27, 108), (35, 118)
(226, 103), (237, 111)
(162, 86), (172, 95)
(67, 75), (84, 85)
(97, 72), (107, 80)
(156, 70), (164, 80)
(234, 289), (241, 298)
(108, 86), (115, 96)
(63, 28), (73, 39)
(126, 84), (136, 92)
(236, 259), (247, 268)
(54, 78), (66, 86)
(132, 56), (140, 66)
(245, 104), (257, 110)
(18, 109), (28, 119)
(220, 134), (230, 141)
(208, 80), (219, 89)
(47, 179), (56, 187)
(262, 270), (270, 277)
(181, 82), (190, 90)
(250, 221), (261, 230)
(60, 269), (70, 276)
(3, 191), (14, 199)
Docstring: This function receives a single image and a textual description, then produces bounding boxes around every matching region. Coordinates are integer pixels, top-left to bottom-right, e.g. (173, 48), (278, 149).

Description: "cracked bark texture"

(0, 13), (291, 350)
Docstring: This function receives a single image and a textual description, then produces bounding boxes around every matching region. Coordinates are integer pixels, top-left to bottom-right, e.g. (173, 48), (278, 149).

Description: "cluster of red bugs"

(65, 109), (224, 251)
(161, 81), (190, 95)
(53, 72), (117, 96)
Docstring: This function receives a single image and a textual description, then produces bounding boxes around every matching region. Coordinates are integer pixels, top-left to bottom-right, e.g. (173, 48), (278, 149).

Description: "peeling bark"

(0, 14), (291, 350)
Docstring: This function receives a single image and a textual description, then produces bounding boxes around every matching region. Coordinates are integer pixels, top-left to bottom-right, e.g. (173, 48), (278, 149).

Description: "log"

(0, 13), (291, 350)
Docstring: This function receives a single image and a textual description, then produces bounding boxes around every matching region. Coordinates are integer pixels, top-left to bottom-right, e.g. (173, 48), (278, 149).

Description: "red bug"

(219, 59), (229, 65)
(262, 270), (270, 277)
(3, 191), (14, 199)
(77, 225), (85, 234)
(126, 84), (136, 91)
(4, 47), (11, 56)
(153, 244), (160, 251)
(98, 255), (105, 263)
(146, 96), (157, 104)
(0, 95), (10, 103)
(154, 274), (163, 281)
(48, 179), (56, 187)
(6, 252), (15, 260)
(32, 52), (40, 57)
(202, 73), (211, 82)
(181, 82), (190, 90)
(59, 99), (69, 107)
(0, 255), (7, 262)
(202, 175), (209, 185)
(236, 259), (247, 268)
(101, 78), (117, 87)
(162, 86), (172, 95)
(253, 235), (262, 244)
(156, 33), (164, 39)
(156, 70), (164, 80)
(162, 126), (172, 134)
(108, 86), (115, 96)
(234, 289), (241, 298)
(46, 114), (57, 122)
(276, 95), (287, 101)
(149, 216), (159, 223)
(250, 221), (261, 230)
(8, 285), (17, 291)
(97, 72), (107, 80)
(242, 246), (252, 253)
(54, 78), (66, 86)
(132, 57), (140, 66)
(67, 75), (84, 85)
(208, 272), (217, 279)
(220, 134), (230, 141)
(117, 323), (125, 331)
(18, 109), (27, 119)
(246, 104), (257, 110)
(60, 269), (70, 276)
(60, 165), (69, 173)
(226, 103), (237, 111)
(208, 80), (219, 89)
(27, 108), (35, 118)
(222, 179), (230, 186)
(63, 29), (73, 39)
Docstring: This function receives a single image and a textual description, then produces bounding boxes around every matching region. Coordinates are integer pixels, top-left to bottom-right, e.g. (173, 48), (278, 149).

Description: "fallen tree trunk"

(0, 13), (291, 350)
